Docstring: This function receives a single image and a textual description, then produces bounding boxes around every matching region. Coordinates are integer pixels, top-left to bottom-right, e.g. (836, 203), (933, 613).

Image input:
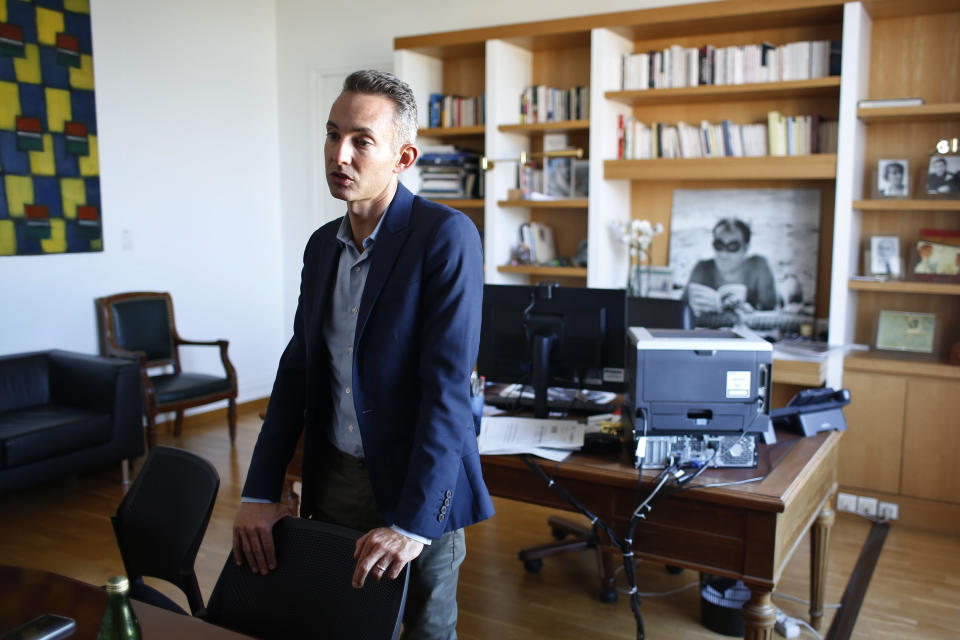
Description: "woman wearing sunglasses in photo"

(682, 217), (777, 321)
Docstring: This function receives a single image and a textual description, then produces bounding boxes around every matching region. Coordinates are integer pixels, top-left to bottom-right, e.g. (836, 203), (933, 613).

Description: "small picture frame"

(868, 235), (901, 277)
(874, 310), (936, 354)
(913, 239), (960, 277)
(544, 156), (573, 198)
(876, 158), (909, 198)
(924, 154), (960, 197)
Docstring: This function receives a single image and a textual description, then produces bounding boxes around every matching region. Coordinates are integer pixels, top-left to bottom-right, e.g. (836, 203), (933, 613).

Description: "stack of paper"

(477, 416), (585, 462)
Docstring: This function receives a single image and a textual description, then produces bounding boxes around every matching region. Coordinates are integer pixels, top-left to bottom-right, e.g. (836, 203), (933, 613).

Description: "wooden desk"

(0, 565), (252, 639)
(481, 431), (840, 640)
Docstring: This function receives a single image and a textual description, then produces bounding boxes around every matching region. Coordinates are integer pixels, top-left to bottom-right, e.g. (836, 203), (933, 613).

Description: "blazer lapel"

(306, 227), (343, 363)
(355, 183), (414, 347)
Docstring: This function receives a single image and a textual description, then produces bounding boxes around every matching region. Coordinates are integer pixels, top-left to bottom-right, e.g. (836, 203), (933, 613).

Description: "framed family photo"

(924, 154), (960, 197)
(868, 235), (901, 277)
(876, 158), (909, 198)
(874, 310), (936, 354)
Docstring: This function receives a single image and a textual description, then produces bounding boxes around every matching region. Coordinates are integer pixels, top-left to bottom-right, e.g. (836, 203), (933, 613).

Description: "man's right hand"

(232, 501), (293, 575)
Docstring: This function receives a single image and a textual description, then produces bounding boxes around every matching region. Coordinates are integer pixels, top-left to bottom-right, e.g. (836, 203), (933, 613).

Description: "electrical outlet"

(878, 501), (899, 520)
(837, 492), (857, 513)
(856, 496), (878, 518)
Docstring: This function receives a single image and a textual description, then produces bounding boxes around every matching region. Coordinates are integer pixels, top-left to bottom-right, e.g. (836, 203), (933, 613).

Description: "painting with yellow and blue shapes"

(0, 0), (101, 256)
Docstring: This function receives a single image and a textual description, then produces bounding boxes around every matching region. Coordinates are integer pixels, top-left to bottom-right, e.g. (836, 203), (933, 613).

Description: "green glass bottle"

(98, 576), (142, 640)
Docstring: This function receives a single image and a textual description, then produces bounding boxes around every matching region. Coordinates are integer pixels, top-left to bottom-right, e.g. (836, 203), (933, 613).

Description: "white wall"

(0, 0), (285, 402)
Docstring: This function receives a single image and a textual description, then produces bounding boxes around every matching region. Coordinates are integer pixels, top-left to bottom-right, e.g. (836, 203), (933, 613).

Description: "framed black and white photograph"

(668, 188), (820, 337)
(572, 159), (589, 198)
(544, 157), (573, 198)
(924, 154), (960, 197)
(875, 310), (936, 354)
(869, 235), (901, 277)
(876, 158), (909, 197)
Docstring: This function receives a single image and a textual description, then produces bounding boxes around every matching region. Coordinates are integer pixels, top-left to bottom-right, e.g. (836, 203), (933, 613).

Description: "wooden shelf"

(497, 265), (588, 277)
(857, 102), (960, 123)
(497, 199), (588, 208)
(853, 199), (960, 211)
(498, 120), (589, 134)
(848, 279), (960, 295)
(845, 351), (960, 379)
(604, 154), (837, 181)
(606, 77), (841, 106)
(772, 358), (828, 387)
(430, 198), (484, 208)
(418, 125), (485, 137)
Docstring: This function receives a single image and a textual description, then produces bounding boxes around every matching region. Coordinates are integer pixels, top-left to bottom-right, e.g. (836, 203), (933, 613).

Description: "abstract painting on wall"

(0, 0), (101, 256)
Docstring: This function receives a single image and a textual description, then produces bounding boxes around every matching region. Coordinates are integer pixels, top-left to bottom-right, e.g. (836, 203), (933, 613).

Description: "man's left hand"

(352, 527), (424, 588)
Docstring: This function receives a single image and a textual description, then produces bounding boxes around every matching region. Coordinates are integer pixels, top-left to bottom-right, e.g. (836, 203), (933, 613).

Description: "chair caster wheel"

(523, 558), (543, 573)
(599, 587), (618, 603)
(551, 528), (567, 540)
(665, 564), (683, 575)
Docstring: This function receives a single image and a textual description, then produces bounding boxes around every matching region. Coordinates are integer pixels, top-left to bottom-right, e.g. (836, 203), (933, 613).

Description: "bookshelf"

(395, 0), (960, 529)
(829, 1), (960, 525)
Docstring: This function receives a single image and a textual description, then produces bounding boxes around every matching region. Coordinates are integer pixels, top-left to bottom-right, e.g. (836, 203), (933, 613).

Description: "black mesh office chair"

(205, 517), (409, 640)
(517, 296), (694, 602)
(110, 445), (220, 615)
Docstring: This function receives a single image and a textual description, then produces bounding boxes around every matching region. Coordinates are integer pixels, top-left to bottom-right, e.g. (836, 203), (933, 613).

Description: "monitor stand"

(531, 333), (557, 419)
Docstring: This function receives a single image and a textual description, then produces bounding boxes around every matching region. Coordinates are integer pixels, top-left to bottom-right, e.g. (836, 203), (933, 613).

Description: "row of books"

(615, 113), (838, 160)
(621, 40), (840, 90)
(428, 93), (485, 128)
(519, 85), (589, 124)
(417, 146), (483, 198)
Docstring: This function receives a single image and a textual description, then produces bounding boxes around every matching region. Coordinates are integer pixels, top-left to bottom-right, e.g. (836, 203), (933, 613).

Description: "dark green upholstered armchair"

(95, 291), (237, 448)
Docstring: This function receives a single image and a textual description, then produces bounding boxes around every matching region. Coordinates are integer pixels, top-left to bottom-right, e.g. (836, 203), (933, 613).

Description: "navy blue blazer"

(243, 183), (494, 539)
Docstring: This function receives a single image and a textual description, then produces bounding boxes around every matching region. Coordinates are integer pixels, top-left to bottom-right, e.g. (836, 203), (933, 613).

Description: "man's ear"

(395, 143), (419, 174)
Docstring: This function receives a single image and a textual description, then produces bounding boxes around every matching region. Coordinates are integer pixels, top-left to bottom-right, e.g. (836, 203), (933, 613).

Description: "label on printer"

(725, 371), (751, 398)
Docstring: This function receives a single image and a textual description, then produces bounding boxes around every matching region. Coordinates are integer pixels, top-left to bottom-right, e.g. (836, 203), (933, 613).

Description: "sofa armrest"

(48, 350), (144, 457)
(48, 350), (140, 413)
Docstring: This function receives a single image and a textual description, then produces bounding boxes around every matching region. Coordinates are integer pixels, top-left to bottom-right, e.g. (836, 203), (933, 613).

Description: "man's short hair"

(713, 217), (752, 245)
(342, 70), (417, 150)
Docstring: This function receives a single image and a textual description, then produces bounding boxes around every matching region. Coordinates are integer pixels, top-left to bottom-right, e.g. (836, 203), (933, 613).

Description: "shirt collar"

(334, 198), (392, 252)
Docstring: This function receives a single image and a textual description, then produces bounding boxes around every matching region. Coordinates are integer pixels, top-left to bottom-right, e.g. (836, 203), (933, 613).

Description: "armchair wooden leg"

(145, 413), (157, 449)
(173, 411), (184, 437)
(227, 398), (237, 443)
(121, 459), (130, 485)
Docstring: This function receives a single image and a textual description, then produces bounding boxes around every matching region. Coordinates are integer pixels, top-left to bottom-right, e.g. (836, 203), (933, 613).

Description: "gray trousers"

(309, 445), (465, 640)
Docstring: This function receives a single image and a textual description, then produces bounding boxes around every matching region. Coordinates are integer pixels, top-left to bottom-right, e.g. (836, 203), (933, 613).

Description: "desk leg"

(809, 505), (835, 630)
(742, 588), (776, 640)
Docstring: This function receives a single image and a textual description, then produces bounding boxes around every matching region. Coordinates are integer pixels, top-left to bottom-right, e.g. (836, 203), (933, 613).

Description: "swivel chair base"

(517, 515), (619, 603)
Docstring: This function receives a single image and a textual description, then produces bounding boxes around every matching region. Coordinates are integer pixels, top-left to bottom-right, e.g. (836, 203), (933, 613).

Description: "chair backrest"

(205, 517), (409, 640)
(96, 292), (177, 367)
(627, 296), (695, 330)
(111, 445), (220, 616)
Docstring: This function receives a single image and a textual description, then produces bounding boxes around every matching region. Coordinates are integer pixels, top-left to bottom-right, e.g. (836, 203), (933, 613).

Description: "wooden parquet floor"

(1, 407), (958, 639)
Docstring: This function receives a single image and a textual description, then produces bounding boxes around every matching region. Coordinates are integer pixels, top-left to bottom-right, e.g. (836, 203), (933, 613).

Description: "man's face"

(934, 159), (947, 176)
(325, 91), (405, 206)
(713, 226), (748, 274)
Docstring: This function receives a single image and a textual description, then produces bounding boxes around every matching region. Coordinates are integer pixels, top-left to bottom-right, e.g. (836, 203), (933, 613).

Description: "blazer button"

(445, 490), (453, 498)
(443, 498), (451, 507)
(437, 514), (445, 522)
(440, 505), (448, 514)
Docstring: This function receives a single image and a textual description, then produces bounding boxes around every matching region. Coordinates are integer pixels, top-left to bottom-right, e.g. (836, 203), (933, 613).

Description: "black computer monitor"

(477, 283), (627, 418)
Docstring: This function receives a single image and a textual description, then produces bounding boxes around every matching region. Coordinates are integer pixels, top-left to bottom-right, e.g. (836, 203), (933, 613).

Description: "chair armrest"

(176, 339), (237, 386)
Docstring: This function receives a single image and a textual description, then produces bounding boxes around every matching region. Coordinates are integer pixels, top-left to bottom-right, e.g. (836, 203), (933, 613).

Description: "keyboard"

(485, 385), (619, 415)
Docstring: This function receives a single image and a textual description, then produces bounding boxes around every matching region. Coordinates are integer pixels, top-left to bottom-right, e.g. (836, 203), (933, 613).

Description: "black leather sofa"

(0, 350), (144, 494)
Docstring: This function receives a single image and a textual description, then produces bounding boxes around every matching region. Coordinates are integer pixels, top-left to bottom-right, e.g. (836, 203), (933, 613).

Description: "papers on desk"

(477, 416), (585, 462)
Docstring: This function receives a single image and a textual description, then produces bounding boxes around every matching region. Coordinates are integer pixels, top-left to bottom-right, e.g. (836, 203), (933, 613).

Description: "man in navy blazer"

(233, 70), (494, 638)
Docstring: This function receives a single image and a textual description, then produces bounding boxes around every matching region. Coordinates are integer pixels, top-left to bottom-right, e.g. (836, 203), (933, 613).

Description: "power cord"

(775, 606), (824, 640)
